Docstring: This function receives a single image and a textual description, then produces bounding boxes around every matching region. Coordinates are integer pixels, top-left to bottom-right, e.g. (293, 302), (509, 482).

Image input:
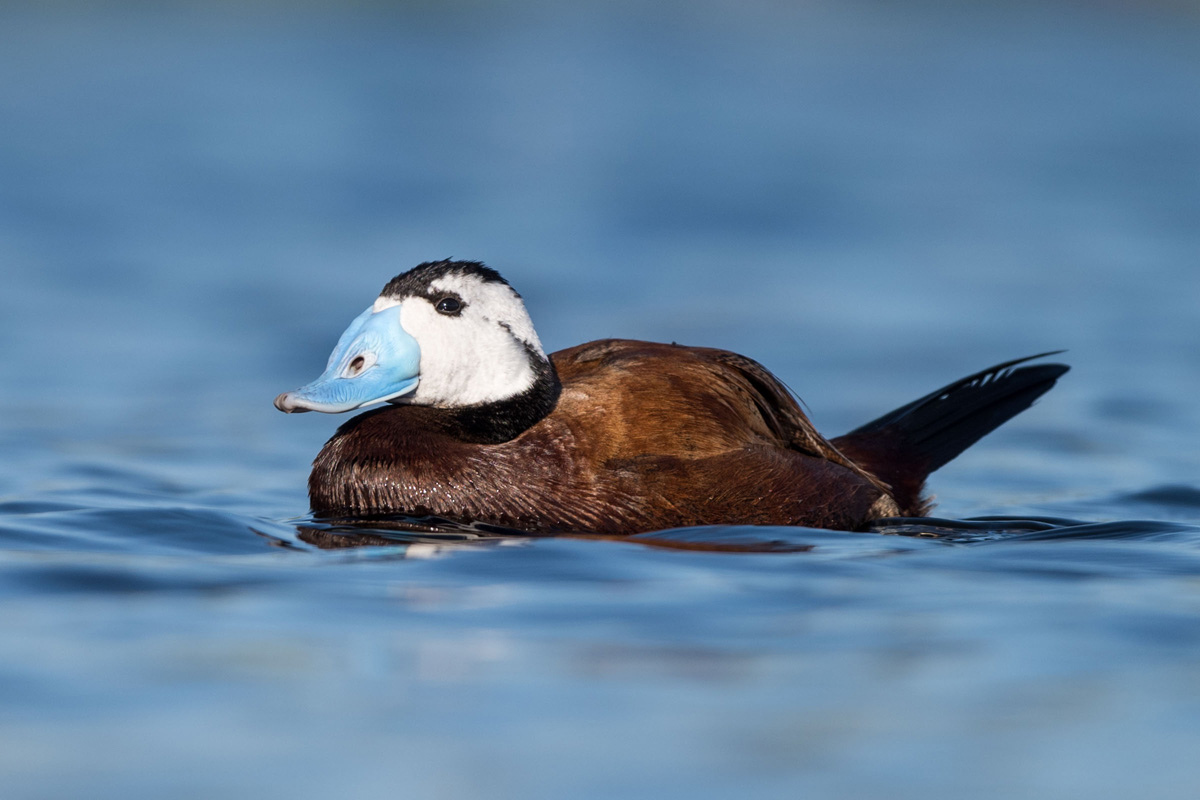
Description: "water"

(2, 1), (1200, 797)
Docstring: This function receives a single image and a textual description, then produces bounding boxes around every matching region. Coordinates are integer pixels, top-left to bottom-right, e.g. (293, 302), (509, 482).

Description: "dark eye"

(435, 296), (463, 315)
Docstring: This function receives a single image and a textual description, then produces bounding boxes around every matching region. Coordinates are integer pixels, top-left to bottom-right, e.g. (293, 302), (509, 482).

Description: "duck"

(275, 259), (1068, 534)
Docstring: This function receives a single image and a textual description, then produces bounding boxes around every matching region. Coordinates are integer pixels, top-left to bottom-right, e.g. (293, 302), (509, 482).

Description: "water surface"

(2, 2), (1200, 798)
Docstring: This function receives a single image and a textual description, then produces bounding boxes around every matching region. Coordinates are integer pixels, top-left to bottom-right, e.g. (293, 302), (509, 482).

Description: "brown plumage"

(307, 338), (1068, 534)
(276, 261), (1068, 534)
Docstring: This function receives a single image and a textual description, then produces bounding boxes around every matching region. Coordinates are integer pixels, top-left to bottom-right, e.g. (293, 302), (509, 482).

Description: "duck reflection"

(288, 513), (1101, 553)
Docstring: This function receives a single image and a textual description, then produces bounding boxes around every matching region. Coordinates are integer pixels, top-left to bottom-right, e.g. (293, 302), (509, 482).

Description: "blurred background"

(2, 1), (1200, 798)
(3, 0), (1199, 510)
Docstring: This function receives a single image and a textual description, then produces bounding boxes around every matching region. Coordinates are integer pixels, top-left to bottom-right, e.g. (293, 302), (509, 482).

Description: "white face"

(374, 272), (547, 408)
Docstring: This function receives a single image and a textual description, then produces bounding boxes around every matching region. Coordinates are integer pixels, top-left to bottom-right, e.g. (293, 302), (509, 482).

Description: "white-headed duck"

(276, 260), (1068, 534)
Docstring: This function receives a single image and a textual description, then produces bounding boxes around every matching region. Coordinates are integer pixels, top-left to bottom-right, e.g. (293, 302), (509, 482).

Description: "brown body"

(292, 261), (1068, 535)
(310, 340), (925, 533)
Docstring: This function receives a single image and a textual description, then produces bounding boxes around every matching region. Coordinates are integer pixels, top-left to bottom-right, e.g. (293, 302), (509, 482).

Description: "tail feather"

(833, 352), (1069, 515)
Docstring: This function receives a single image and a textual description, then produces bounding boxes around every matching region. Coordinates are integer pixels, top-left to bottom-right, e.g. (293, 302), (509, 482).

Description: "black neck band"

(445, 352), (561, 444)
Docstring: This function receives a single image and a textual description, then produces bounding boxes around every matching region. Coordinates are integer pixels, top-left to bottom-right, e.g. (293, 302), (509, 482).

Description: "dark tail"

(832, 353), (1069, 515)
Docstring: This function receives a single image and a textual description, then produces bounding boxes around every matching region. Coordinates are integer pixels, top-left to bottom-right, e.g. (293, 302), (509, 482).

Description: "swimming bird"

(275, 260), (1068, 534)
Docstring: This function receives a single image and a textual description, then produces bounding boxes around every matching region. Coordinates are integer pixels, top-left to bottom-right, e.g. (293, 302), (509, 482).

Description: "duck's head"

(275, 260), (550, 414)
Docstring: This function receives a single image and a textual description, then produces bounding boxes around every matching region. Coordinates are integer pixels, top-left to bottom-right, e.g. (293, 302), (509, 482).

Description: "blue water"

(3, 1), (1200, 797)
